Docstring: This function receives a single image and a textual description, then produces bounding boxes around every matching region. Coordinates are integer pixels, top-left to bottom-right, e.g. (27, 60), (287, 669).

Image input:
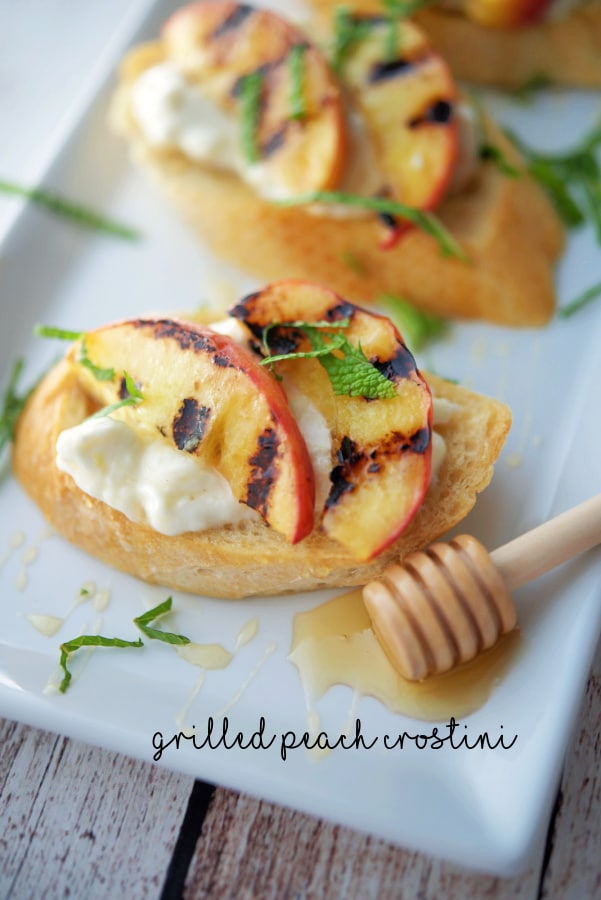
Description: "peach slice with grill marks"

(162, 1), (346, 196)
(340, 15), (458, 238)
(464, 0), (553, 28)
(230, 280), (432, 561)
(68, 318), (315, 543)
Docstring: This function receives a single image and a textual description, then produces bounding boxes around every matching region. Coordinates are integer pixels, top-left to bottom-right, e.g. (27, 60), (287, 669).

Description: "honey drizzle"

(289, 589), (522, 723)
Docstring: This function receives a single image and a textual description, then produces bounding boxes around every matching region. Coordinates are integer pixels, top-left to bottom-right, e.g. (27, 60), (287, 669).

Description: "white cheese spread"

(130, 63), (243, 172)
(56, 416), (258, 536)
(448, 102), (481, 195)
(130, 62), (290, 201)
(130, 60), (480, 213)
(282, 379), (333, 511)
(56, 320), (451, 536)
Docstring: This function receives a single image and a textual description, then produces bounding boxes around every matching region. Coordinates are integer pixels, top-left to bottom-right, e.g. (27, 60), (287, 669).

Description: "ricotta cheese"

(55, 348), (451, 535)
(130, 62), (289, 201)
(130, 63), (242, 173)
(56, 416), (258, 536)
(130, 60), (480, 213)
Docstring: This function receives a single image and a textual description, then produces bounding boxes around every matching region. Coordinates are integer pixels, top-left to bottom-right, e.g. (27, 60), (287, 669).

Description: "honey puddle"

(289, 589), (522, 722)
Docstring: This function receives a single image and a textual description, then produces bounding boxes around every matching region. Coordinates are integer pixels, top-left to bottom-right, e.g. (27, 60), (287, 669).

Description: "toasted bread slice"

(109, 28), (563, 327)
(308, 0), (601, 88)
(13, 352), (510, 599)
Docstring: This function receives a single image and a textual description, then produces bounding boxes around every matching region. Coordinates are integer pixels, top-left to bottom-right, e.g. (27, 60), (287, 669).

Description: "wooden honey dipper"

(363, 493), (601, 682)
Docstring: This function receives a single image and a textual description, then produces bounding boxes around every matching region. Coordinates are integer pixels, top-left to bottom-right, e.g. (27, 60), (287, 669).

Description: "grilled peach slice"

(162, 1), (346, 197)
(231, 281), (432, 561)
(68, 318), (315, 543)
(341, 16), (458, 214)
(464, 0), (552, 28)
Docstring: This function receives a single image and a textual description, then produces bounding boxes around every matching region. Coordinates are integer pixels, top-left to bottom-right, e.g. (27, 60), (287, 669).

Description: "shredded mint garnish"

(133, 597), (191, 646)
(331, 7), (375, 73)
(480, 144), (520, 178)
(378, 294), (448, 350)
(558, 281), (601, 319)
(0, 360), (32, 454)
(239, 71), (264, 164)
(274, 190), (468, 260)
(331, 1), (437, 68)
(468, 95), (520, 180)
(90, 372), (144, 420)
(511, 73), (553, 103)
(0, 179), (141, 240)
(34, 325), (83, 341)
(340, 250), (365, 275)
(504, 123), (601, 237)
(383, 0), (438, 17)
(57, 597), (191, 692)
(289, 44), (308, 120)
(78, 338), (114, 382)
(382, 1), (401, 61)
(58, 635), (144, 693)
(261, 319), (397, 399)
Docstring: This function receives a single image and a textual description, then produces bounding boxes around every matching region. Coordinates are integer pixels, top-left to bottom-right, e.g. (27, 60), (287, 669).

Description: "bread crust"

(12, 357), (511, 599)
(417, 4), (601, 88)
(109, 40), (563, 328)
(308, 0), (601, 88)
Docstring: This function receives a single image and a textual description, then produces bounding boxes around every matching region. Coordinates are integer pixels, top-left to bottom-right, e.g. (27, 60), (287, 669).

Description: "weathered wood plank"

(0, 720), (194, 900)
(182, 787), (542, 899)
(183, 640), (601, 900)
(539, 639), (601, 900)
(1, 640), (598, 899)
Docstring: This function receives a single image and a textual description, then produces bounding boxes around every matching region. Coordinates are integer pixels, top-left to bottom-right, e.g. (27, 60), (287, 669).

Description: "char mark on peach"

(245, 427), (280, 517)
(326, 428), (430, 510)
(325, 436), (360, 509)
(368, 58), (414, 84)
(262, 127), (287, 158)
(212, 5), (253, 40)
(372, 345), (418, 382)
(324, 301), (355, 323)
(410, 99), (454, 128)
(407, 426), (431, 454)
(134, 319), (218, 354)
(172, 399), (211, 453)
(118, 375), (141, 400)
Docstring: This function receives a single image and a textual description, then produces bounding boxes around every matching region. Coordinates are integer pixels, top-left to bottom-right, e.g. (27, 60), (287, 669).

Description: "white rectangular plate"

(1, 0), (600, 876)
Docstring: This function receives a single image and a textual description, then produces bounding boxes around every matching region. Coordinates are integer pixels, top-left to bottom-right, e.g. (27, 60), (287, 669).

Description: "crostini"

(308, 0), (601, 88)
(13, 281), (511, 598)
(109, 1), (563, 327)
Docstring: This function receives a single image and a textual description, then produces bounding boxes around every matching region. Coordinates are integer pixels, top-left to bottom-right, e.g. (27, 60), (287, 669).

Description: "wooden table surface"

(1, 2), (600, 897)
(1, 636), (599, 899)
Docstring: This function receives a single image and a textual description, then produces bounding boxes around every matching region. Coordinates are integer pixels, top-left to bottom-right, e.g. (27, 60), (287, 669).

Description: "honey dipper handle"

(490, 493), (601, 591)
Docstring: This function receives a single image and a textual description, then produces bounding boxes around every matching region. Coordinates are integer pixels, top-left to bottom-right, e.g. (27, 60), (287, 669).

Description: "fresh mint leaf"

(133, 597), (191, 646)
(274, 190), (468, 261)
(58, 635), (144, 693)
(261, 320), (397, 399)
(558, 281), (601, 318)
(331, 7), (375, 73)
(0, 179), (141, 240)
(504, 123), (601, 234)
(317, 336), (397, 398)
(378, 294), (448, 350)
(480, 143), (520, 178)
(340, 251), (365, 275)
(239, 71), (264, 164)
(510, 73), (553, 103)
(289, 44), (308, 120)
(0, 360), (32, 454)
(34, 325), (83, 341)
(79, 338), (115, 382)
